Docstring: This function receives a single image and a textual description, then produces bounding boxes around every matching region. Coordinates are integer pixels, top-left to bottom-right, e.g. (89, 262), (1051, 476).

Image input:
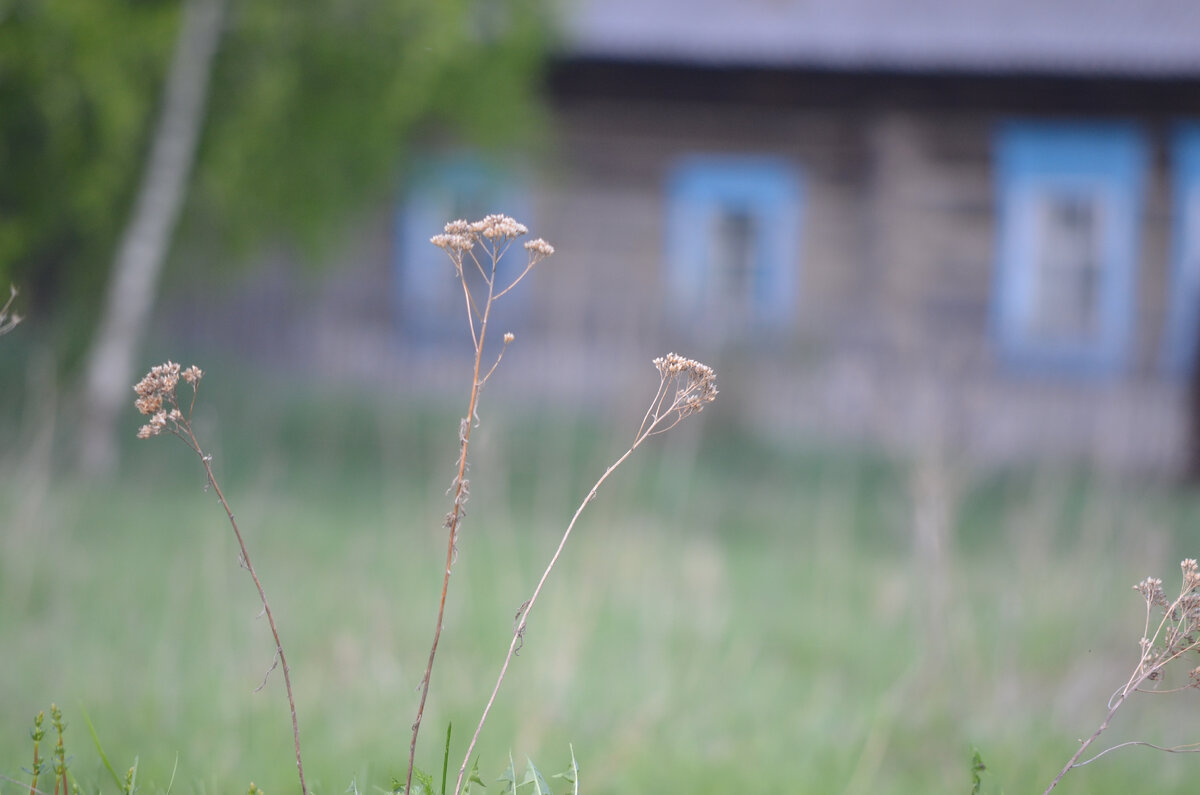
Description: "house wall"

(160, 69), (1195, 472)
(524, 90), (1188, 471)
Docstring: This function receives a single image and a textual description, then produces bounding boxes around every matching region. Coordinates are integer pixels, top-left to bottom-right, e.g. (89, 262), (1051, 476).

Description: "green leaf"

(970, 746), (987, 795)
(551, 745), (579, 795)
(408, 766), (434, 795)
(442, 722), (452, 795)
(522, 758), (552, 795)
(462, 757), (486, 794)
(496, 753), (518, 794)
(165, 752), (179, 795)
(78, 703), (124, 791)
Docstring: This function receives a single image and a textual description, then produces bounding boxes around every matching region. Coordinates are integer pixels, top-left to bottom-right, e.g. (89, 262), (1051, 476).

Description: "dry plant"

(117, 215), (714, 795)
(132, 362), (308, 794)
(451, 351), (717, 794)
(405, 215), (554, 794)
(412, 214), (717, 794)
(1043, 558), (1200, 794)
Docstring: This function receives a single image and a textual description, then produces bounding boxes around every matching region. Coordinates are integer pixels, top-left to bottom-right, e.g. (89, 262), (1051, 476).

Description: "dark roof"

(560, 0), (1200, 76)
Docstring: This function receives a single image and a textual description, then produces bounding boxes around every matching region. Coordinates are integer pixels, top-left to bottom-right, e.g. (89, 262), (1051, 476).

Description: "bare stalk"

(454, 353), (718, 795)
(1041, 689), (1130, 795)
(132, 363), (307, 794)
(405, 270), (490, 795)
(406, 216), (553, 794)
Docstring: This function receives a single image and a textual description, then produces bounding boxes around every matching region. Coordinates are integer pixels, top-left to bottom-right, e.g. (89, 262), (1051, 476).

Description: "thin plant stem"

(454, 356), (717, 795)
(453, 445), (634, 795)
(132, 364), (306, 795)
(405, 243), (499, 795)
(1042, 689), (1130, 795)
(186, 427), (308, 795)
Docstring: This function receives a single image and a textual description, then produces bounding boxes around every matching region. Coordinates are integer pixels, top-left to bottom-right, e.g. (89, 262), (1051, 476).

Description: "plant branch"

(453, 354), (717, 795)
(187, 427), (308, 795)
(406, 235), (502, 795)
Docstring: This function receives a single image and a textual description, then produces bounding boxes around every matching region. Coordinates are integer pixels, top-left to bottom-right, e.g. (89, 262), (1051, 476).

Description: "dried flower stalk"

(134, 362), (308, 794)
(1043, 558), (1200, 794)
(407, 215), (552, 794)
(453, 352), (717, 794)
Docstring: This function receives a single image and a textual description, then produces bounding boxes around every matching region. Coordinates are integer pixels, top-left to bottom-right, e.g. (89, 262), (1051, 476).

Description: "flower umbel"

(133, 361), (203, 440)
(638, 353), (719, 439)
(134, 362), (205, 441)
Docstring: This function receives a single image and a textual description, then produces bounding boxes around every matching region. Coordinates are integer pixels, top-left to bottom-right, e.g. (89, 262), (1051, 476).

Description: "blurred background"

(6, 0), (1200, 792)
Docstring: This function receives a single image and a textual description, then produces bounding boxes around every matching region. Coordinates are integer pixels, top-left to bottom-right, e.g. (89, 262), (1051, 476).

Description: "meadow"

(4, 371), (1200, 794)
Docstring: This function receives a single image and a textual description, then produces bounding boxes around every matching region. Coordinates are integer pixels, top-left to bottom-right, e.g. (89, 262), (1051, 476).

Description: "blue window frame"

(395, 154), (530, 344)
(665, 155), (803, 338)
(1163, 124), (1200, 377)
(992, 122), (1146, 376)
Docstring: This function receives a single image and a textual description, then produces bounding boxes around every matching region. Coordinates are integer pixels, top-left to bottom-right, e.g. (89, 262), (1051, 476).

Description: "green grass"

(5, 386), (1200, 793)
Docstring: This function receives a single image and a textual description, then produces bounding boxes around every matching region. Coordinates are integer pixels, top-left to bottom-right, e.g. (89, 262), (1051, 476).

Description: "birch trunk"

(78, 0), (226, 475)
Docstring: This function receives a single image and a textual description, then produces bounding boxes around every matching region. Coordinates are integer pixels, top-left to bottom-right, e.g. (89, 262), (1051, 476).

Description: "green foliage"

(187, 0), (551, 261)
(1, 0), (550, 366)
(970, 747), (987, 795)
(81, 703), (128, 791)
(490, 753), (571, 795)
(521, 758), (552, 795)
(552, 746), (578, 795)
(0, 0), (178, 352)
(461, 757), (487, 795)
(442, 722), (453, 795)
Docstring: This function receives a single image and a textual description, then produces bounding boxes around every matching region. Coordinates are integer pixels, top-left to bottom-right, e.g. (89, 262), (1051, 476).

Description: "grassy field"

(4, 381), (1200, 794)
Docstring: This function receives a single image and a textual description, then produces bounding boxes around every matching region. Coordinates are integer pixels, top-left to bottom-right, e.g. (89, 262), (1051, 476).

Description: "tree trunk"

(78, 0), (226, 476)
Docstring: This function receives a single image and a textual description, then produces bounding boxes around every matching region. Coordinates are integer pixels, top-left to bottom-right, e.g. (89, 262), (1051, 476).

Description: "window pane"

(1030, 192), (1104, 344)
(708, 207), (758, 323)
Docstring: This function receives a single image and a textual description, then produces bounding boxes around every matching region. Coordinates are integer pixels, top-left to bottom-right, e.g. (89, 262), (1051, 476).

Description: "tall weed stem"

(454, 352), (717, 794)
(132, 363), (307, 794)
(406, 216), (553, 794)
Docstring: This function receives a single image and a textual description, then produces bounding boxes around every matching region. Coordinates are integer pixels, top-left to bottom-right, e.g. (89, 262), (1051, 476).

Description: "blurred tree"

(79, 0), (226, 475)
(0, 0), (551, 473)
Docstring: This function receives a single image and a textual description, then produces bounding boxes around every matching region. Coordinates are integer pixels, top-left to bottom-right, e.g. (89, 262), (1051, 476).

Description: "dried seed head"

(430, 233), (474, 252)
(524, 238), (554, 257)
(470, 214), (528, 240)
(132, 361), (202, 438)
(1135, 576), (1167, 607)
(1184, 558), (1200, 590)
(653, 352), (719, 416)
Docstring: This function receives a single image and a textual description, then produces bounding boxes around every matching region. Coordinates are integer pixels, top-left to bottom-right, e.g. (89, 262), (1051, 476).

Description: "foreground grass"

(4, 395), (1200, 793)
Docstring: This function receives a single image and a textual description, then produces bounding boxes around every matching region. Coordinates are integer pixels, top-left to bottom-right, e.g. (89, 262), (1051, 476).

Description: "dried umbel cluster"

(639, 352), (719, 439)
(133, 361), (204, 439)
(1133, 558), (1200, 686)
(654, 352), (719, 415)
(431, 214), (554, 274)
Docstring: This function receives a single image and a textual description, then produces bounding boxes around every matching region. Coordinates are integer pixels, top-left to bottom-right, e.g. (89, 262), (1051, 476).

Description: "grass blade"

(78, 703), (124, 790)
(442, 722), (451, 795)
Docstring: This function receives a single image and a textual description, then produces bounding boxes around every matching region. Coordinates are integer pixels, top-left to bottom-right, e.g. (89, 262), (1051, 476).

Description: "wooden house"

(189, 1), (1200, 471)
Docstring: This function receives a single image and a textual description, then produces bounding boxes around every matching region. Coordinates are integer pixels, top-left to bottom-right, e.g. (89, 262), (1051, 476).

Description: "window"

(993, 123), (1146, 375)
(1163, 124), (1200, 377)
(665, 156), (803, 339)
(395, 154), (530, 344)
